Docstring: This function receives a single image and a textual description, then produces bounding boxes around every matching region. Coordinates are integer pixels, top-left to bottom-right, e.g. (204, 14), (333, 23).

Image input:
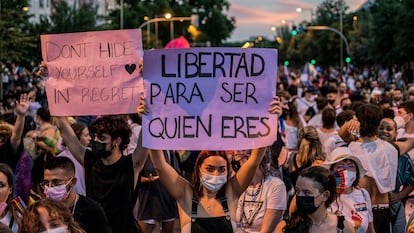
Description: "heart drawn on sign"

(125, 64), (137, 74)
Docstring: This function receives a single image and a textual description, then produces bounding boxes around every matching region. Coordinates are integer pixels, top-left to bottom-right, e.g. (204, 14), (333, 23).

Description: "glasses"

(40, 177), (73, 189)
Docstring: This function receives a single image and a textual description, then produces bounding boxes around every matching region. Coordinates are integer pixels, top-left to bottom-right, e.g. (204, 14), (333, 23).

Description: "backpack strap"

(337, 215), (345, 233)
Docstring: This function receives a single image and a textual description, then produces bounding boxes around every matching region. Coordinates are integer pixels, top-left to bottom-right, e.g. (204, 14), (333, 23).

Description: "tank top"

(190, 196), (233, 233)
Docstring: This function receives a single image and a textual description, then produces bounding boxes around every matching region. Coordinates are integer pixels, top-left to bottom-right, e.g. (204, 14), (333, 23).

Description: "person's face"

(394, 91), (402, 101)
(0, 172), (12, 203)
(341, 99), (352, 109)
(338, 83), (347, 93)
(232, 150), (250, 167)
(94, 133), (114, 151)
(378, 118), (397, 142)
(333, 159), (357, 173)
(79, 128), (91, 147)
(295, 176), (328, 205)
(37, 207), (67, 232)
(398, 108), (413, 123)
(200, 155), (228, 177)
(43, 168), (75, 194)
(326, 93), (337, 102)
(28, 91), (36, 102)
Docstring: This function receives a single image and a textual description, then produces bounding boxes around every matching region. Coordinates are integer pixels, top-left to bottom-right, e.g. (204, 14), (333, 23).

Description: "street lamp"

(296, 7), (314, 21)
(165, 13), (174, 41)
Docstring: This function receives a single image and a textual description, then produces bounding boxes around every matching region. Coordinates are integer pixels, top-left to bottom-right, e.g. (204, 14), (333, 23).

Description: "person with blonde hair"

(20, 199), (85, 233)
(288, 125), (326, 187)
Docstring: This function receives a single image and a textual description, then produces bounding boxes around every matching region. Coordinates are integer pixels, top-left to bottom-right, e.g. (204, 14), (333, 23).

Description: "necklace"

(312, 211), (328, 226)
(246, 179), (263, 197)
(71, 194), (79, 215)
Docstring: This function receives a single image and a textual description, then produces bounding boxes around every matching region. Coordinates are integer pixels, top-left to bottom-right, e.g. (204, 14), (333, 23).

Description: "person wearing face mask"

(42, 157), (112, 233)
(138, 95), (282, 233)
(275, 166), (355, 233)
(324, 147), (375, 233)
(294, 85), (319, 123)
(56, 116), (149, 233)
(20, 198), (85, 233)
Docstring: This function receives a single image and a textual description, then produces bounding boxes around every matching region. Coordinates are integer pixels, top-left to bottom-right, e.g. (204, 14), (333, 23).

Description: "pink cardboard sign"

(41, 29), (143, 116)
(143, 48), (278, 150)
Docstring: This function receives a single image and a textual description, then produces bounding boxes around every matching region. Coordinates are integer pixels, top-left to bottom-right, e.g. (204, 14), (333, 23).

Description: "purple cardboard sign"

(143, 48), (278, 150)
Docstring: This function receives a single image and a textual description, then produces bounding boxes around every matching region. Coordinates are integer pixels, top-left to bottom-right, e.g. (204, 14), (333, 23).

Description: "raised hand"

(15, 93), (30, 116)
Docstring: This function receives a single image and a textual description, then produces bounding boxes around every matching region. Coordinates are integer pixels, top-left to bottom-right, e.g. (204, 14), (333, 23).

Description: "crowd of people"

(0, 58), (413, 233)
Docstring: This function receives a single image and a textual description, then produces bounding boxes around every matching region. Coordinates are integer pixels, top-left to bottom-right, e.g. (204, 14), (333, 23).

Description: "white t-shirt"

(329, 188), (373, 233)
(236, 176), (287, 233)
(307, 113), (322, 129)
(295, 98), (317, 118)
(348, 139), (398, 193)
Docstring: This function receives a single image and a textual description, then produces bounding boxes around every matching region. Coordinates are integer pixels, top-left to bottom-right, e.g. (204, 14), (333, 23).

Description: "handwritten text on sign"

(41, 29), (143, 116)
(143, 48), (278, 150)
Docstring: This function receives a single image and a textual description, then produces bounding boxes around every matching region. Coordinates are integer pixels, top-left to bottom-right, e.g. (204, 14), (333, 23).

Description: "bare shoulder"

(274, 220), (286, 233)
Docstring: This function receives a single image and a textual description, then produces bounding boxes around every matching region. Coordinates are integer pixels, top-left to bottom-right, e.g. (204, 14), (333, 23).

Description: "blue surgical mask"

(200, 172), (227, 192)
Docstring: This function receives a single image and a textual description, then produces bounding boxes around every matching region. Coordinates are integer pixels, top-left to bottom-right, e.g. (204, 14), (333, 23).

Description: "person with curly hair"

(20, 198), (85, 233)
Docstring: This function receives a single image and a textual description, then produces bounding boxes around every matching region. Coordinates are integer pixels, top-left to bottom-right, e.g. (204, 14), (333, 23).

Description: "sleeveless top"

(190, 196), (233, 233)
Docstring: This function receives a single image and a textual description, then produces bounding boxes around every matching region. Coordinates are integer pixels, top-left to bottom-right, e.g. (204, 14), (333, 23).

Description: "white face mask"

(200, 172), (227, 192)
(39, 225), (68, 233)
(343, 170), (357, 188)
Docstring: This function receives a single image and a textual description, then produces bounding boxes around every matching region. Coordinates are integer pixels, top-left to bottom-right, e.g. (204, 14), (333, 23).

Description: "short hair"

(36, 107), (51, 122)
(90, 116), (131, 152)
(44, 157), (75, 175)
(398, 101), (414, 114)
(336, 110), (355, 127)
(326, 87), (338, 95)
(315, 96), (328, 111)
(356, 104), (383, 137)
(322, 108), (336, 129)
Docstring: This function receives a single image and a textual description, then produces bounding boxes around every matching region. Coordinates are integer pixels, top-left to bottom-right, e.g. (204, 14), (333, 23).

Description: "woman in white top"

(325, 147), (375, 233)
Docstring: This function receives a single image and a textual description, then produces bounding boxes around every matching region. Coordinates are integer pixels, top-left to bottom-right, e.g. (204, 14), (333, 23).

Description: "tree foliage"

(0, 0), (37, 64)
(104, 0), (235, 48)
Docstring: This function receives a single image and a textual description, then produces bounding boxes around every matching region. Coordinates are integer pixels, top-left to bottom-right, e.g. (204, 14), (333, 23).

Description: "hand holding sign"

(142, 47), (278, 150)
(41, 29), (144, 116)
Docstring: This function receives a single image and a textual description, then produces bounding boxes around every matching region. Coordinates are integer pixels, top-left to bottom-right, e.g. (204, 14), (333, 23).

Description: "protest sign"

(143, 48), (278, 150)
(41, 29), (143, 116)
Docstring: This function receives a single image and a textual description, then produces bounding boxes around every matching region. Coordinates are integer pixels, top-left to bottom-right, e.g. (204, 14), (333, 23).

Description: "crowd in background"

(0, 59), (413, 233)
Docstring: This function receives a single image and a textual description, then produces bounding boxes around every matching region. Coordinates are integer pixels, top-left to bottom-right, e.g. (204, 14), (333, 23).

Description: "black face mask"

(92, 141), (112, 158)
(296, 195), (320, 214)
(231, 159), (241, 172)
(328, 99), (335, 106)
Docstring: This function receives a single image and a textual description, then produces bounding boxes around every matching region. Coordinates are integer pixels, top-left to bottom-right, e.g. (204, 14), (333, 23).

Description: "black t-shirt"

(0, 141), (23, 171)
(73, 194), (112, 233)
(84, 150), (139, 233)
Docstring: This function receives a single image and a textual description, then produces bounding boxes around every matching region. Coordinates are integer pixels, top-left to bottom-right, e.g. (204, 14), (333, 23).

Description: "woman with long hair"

(138, 96), (282, 233)
(275, 166), (354, 233)
(0, 163), (21, 232)
(288, 126), (326, 187)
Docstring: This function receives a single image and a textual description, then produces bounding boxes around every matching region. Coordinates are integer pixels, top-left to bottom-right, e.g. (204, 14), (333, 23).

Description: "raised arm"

(55, 116), (85, 165)
(132, 130), (149, 190)
(10, 93), (30, 151)
(230, 96), (282, 197)
(150, 149), (190, 201)
(137, 95), (190, 200)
